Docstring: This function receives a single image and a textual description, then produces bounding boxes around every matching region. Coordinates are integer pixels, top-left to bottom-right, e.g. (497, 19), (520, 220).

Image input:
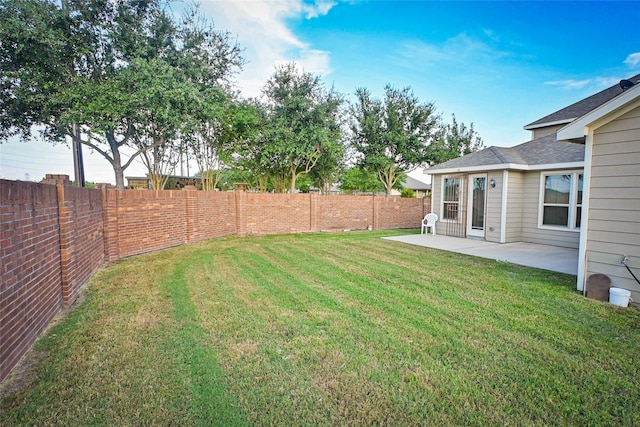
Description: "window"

(442, 177), (460, 221)
(540, 172), (583, 230)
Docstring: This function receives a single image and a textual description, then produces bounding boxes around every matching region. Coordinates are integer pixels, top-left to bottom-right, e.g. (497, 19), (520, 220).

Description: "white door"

(467, 174), (487, 237)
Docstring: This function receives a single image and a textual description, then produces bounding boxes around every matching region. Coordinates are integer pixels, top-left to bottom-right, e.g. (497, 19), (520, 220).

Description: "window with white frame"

(540, 172), (583, 230)
(442, 177), (460, 221)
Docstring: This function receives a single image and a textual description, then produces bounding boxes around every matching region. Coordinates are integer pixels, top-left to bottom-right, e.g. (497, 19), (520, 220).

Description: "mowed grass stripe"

(294, 237), (594, 345)
(196, 247), (341, 425)
(187, 238), (461, 425)
(254, 240), (459, 355)
(164, 257), (249, 427)
(255, 237), (580, 424)
(256, 240), (468, 344)
(259, 238), (478, 336)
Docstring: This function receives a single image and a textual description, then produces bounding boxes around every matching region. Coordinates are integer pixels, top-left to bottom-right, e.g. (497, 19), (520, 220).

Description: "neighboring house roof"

(428, 133), (585, 174)
(524, 73), (640, 130)
(404, 176), (431, 191)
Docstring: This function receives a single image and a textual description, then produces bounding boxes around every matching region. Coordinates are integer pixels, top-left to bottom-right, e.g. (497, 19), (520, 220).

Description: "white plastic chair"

(421, 213), (438, 235)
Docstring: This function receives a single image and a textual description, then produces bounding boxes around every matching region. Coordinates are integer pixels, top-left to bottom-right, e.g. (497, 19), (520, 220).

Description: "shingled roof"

(403, 176), (431, 191)
(524, 73), (640, 130)
(428, 133), (584, 172)
(429, 74), (639, 173)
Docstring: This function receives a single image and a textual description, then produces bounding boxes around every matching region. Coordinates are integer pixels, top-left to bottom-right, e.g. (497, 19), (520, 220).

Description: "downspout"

(576, 131), (593, 292)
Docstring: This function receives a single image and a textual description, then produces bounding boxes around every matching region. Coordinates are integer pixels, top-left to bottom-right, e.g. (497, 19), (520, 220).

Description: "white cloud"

(396, 33), (509, 70)
(303, 0), (336, 18)
(198, 0), (336, 98)
(545, 77), (620, 91)
(547, 53), (640, 92)
(624, 52), (640, 68)
(276, 49), (333, 77)
(544, 79), (591, 90)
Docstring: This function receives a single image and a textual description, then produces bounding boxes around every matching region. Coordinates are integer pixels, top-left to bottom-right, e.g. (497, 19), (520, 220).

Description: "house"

(557, 78), (640, 300)
(126, 175), (207, 190)
(428, 74), (640, 300)
(403, 175), (432, 198)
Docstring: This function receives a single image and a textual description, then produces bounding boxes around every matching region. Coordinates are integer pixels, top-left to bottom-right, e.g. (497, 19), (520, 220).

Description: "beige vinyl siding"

(484, 172), (503, 242)
(520, 170), (581, 248)
(505, 171), (524, 243)
(531, 124), (567, 139)
(585, 104), (640, 300)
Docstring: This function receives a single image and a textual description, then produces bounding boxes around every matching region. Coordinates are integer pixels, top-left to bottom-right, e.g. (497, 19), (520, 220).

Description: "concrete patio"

(384, 234), (578, 275)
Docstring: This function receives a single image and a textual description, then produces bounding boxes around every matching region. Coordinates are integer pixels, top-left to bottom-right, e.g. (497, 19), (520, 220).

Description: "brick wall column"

(235, 189), (247, 236)
(56, 184), (73, 305)
(102, 188), (119, 262)
(185, 190), (196, 243)
(310, 193), (319, 232)
(372, 196), (380, 230)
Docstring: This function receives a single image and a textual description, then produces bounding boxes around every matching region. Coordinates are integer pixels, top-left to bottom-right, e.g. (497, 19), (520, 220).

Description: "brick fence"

(1, 178), (430, 382)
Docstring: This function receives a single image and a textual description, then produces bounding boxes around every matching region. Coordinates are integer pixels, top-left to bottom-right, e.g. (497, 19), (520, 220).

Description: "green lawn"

(2, 230), (639, 426)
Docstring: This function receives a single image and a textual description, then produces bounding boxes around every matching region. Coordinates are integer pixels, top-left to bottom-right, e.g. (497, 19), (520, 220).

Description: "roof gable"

(524, 73), (640, 130)
(558, 83), (640, 140)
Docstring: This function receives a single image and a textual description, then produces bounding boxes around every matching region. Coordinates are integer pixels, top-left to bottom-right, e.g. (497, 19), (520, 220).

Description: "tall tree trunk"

(106, 131), (126, 190)
(289, 164), (298, 193)
(379, 164), (398, 197)
(257, 172), (269, 193)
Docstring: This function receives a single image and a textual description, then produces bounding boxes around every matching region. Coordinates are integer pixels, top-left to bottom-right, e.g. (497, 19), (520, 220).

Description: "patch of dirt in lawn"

(228, 340), (259, 361)
(0, 350), (48, 399)
(0, 292), (87, 399)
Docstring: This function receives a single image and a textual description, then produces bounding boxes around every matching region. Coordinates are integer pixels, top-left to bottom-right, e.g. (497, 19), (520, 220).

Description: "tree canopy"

(1, 0), (243, 189)
(349, 85), (442, 196)
(427, 114), (485, 165)
(253, 63), (343, 193)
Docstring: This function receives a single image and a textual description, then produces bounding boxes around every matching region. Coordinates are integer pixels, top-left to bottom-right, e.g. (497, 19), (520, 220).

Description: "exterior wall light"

(489, 178), (496, 188)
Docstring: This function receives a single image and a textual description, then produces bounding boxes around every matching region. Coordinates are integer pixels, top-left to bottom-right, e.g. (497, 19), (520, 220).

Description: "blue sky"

(1, 0), (639, 184)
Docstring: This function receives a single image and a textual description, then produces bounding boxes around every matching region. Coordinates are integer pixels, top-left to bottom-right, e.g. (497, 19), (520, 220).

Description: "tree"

(0, 0), (243, 189)
(261, 63), (343, 193)
(308, 138), (345, 194)
(126, 58), (207, 189)
(428, 114), (484, 164)
(339, 167), (384, 194)
(229, 99), (275, 192)
(0, 0), (77, 140)
(187, 95), (259, 191)
(349, 85), (442, 196)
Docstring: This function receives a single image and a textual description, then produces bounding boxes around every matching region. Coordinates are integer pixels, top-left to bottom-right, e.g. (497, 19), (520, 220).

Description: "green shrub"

(400, 188), (415, 198)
